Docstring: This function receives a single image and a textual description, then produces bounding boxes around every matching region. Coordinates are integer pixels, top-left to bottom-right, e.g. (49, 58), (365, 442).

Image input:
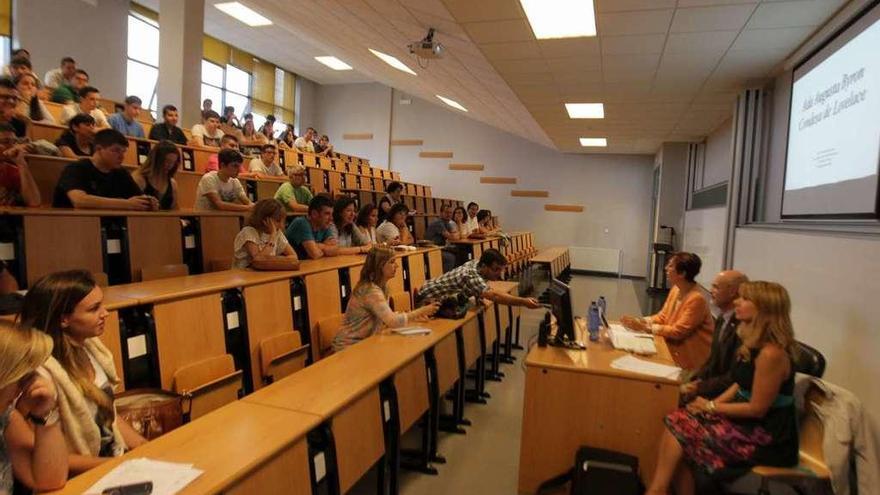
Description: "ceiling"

(135, 0), (848, 155)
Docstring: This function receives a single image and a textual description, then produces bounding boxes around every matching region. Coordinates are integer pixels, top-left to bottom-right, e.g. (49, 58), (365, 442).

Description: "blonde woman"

(332, 247), (439, 351)
(131, 140), (180, 210)
(14, 270), (147, 474)
(1, 323), (68, 492)
(646, 281), (798, 495)
(233, 198), (299, 270)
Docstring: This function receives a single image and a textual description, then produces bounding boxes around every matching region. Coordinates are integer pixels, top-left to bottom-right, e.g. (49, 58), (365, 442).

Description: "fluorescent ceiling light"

(580, 137), (607, 147)
(368, 49), (417, 75)
(565, 103), (604, 119)
(214, 2), (272, 27)
(436, 95), (468, 112)
(520, 0), (597, 39)
(315, 56), (353, 71)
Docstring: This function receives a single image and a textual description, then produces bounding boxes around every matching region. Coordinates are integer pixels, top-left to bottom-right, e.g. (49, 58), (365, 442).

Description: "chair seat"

(751, 458), (830, 480)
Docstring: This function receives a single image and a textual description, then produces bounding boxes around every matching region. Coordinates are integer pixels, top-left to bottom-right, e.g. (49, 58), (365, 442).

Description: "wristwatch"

(28, 408), (60, 426)
(707, 400), (716, 413)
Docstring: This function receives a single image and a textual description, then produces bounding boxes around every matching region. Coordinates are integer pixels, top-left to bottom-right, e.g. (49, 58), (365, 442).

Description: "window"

(125, 13), (159, 117)
(199, 60), (252, 120)
(201, 60), (224, 113)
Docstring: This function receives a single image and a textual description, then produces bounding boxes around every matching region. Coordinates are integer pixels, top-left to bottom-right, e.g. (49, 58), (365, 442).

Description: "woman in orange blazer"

(622, 252), (714, 370)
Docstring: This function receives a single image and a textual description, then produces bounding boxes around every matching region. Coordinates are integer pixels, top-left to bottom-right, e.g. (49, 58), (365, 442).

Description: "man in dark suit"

(681, 270), (748, 401)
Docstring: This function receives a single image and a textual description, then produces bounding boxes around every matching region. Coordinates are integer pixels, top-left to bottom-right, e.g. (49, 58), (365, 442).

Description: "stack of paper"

(391, 326), (431, 336)
(607, 324), (657, 355)
(85, 458), (203, 495)
(610, 355), (682, 380)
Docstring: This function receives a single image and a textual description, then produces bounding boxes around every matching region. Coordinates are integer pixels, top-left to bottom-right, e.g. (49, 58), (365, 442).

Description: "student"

(131, 140), (180, 210)
(148, 105), (187, 145)
(315, 135), (333, 157)
(249, 144), (283, 177)
(274, 164), (312, 213)
(59, 86), (109, 129)
(202, 98), (212, 114)
(376, 203), (413, 246)
(52, 129), (157, 210)
(0, 77), (28, 138)
(220, 106), (240, 128)
(277, 126), (296, 150)
(7, 57), (33, 82)
(190, 110), (224, 148)
(44, 56), (77, 88)
(331, 247), (439, 351)
(417, 249), (542, 309)
(452, 206), (469, 236)
(106, 96), (145, 138)
(378, 181), (404, 224)
(233, 199), (299, 270)
(1, 49), (30, 77)
(621, 252), (714, 370)
(194, 148), (252, 211)
(329, 196), (372, 254)
(464, 202), (480, 235)
(355, 203), (379, 244)
(646, 281), (798, 495)
(15, 73), (55, 124)
(55, 113), (96, 158)
(0, 123), (41, 206)
(293, 127), (315, 153)
(204, 134), (249, 175)
(241, 119), (268, 145)
(259, 115), (276, 141)
(285, 195), (337, 259)
(681, 270), (749, 402)
(0, 323), (69, 492)
(50, 69), (88, 104)
(15, 270), (148, 474)
(424, 203), (459, 272)
(475, 209), (498, 235)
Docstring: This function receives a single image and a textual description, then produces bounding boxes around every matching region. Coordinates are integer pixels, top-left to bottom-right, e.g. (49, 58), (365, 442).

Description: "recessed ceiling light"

(436, 95), (468, 112)
(565, 103), (604, 119)
(580, 137), (607, 147)
(368, 49), (417, 75)
(314, 56), (353, 71)
(520, 0), (597, 39)
(214, 2), (272, 27)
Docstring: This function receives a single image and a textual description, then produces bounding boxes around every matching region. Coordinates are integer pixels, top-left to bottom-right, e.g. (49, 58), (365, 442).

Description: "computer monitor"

(548, 278), (575, 344)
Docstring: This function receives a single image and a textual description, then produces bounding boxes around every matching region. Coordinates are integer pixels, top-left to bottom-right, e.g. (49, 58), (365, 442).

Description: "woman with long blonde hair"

(331, 247), (438, 351)
(131, 140), (180, 210)
(646, 281), (798, 495)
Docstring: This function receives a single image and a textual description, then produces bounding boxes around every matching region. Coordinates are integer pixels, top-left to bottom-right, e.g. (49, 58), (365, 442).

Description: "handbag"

(436, 293), (470, 319)
(536, 446), (643, 495)
(115, 388), (192, 440)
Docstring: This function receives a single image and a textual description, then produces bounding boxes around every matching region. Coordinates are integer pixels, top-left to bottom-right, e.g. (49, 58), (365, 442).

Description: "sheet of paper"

(390, 326), (431, 336)
(85, 458), (203, 495)
(610, 355), (681, 380)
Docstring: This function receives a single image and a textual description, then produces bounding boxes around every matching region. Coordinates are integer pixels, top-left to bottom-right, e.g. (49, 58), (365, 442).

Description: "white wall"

(682, 207), (727, 288)
(655, 142), (688, 245)
(314, 83), (391, 167)
(295, 76), (319, 137)
(15, 0), (129, 101)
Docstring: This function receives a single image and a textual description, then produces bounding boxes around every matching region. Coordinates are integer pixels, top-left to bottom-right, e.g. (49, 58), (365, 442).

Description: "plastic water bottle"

(598, 296), (607, 316)
(588, 302), (601, 342)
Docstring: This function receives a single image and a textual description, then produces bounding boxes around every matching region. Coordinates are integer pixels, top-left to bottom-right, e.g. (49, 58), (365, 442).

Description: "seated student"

(417, 249), (542, 309)
(329, 196), (372, 254)
(240, 119), (268, 145)
(15, 73), (55, 124)
(277, 126), (296, 150)
(646, 281), (798, 495)
(0, 77), (29, 138)
(248, 144), (283, 177)
(332, 247), (439, 351)
(452, 206), (470, 237)
(474, 209), (499, 236)
(55, 113), (96, 158)
(50, 69), (88, 104)
(621, 252), (714, 370)
(52, 129), (158, 210)
(464, 202), (480, 235)
(190, 110), (224, 148)
(131, 140), (180, 210)
(425, 203), (459, 272)
(59, 86), (109, 129)
(259, 115), (276, 142)
(274, 164), (312, 213)
(681, 270), (749, 402)
(355, 203), (379, 244)
(148, 105), (187, 145)
(205, 134), (250, 176)
(293, 127), (315, 153)
(194, 148), (252, 211)
(219, 106), (240, 128)
(378, 181), (404, 224)
(7, 57), (34, 84)
(106, 96), (145, 138)
(202, 98), (212, 114)
(285, 195), (337, 259)
(0, 123), (41, 206)
(15, 270), (148, 474)
(233, 199), (299, 270)
(376, 203), (414, 245)
(315, 135), (333, 157)
(44, 56), (77, 89)
(2, 50), (29, 77)
(0, 323), (69, 492)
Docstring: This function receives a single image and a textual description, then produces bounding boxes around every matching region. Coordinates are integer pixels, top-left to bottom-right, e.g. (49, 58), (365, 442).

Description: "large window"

(125, 13), (159, 117)
(200, 61), (253, 121)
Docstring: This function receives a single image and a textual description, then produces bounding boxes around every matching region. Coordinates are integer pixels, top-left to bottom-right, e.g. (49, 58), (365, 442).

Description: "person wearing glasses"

(274, 164), (312, 213)
(0, 77), (28, 138)
(248, 144), (284, 178)
(0, 122), (40, 207)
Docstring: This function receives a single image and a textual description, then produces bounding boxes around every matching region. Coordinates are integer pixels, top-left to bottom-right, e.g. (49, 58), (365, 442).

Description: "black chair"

(793, 341), (826, 378)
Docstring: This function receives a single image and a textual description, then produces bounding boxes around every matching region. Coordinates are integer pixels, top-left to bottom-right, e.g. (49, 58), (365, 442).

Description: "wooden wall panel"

(390, 139), (423, 146)
(511, 190), (549, 198)
(342, 133), (373, 140)
(544, 204), (584, 212)
(449, 163), (484, 171)
(480, 177), (517, 184)
(419, 151), (453, 158)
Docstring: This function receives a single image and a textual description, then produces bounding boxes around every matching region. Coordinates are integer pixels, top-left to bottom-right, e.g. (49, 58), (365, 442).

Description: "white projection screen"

(783, 2), (880, 219)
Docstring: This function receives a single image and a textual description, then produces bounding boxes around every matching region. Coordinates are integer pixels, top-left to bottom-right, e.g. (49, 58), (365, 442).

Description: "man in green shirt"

(274, 163), (313, 213)
(51, 69), (89, 104)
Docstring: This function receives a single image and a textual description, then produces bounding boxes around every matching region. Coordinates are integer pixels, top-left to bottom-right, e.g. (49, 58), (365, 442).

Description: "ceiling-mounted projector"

(408, 28), (444, 60)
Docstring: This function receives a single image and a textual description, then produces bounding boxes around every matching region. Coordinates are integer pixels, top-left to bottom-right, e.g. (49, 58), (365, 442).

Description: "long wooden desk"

(531, 246), (570, 279)
(518, 317), (680, 493)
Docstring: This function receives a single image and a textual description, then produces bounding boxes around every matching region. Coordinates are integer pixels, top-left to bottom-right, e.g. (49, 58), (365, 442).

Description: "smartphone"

(101, 481), (153, 495)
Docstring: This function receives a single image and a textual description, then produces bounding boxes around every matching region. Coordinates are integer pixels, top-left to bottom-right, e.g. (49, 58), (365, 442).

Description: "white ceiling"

(136, 0), (848, 154)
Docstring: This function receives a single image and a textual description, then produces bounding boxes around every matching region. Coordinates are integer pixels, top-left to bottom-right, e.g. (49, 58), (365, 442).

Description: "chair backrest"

(172, 354), (242, 420)
(92, 272), (109, 288)
(316, 313), (346, 359)
(389, 291), (412, 312)
(259, 332), (308, 385)
(208, 258), (234, 272)
(793, 341), (826, 378)
(140, 263), (189, 282)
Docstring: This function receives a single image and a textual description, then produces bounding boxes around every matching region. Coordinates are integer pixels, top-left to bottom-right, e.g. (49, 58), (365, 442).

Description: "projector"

(408, 28), (444, 60)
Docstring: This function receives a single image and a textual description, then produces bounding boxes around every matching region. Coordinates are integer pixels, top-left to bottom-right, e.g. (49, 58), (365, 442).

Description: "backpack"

(537, 446), (643, 495)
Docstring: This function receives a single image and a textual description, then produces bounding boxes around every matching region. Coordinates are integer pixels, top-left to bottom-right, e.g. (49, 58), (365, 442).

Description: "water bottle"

(598, 296), (607, 316)
(588, 302), (601, 342)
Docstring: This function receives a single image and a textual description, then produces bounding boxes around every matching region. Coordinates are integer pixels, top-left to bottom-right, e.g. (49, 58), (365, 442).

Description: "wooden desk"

(531, 246), (570, 279)
(518, 318), (680, 493)
(46, 401), (321, 495)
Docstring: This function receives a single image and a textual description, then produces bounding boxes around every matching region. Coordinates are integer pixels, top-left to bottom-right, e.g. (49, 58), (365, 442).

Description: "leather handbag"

(115, 388), (192, 440)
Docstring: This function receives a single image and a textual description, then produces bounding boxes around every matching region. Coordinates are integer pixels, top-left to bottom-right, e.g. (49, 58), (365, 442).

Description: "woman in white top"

(233, 199), (299, 270)
(15, 73), (55, 124)
(14, 270), (147, 475)
(355, 203), (379, 244)
(452, 206), (470, 237)
(376, 203), (413, 245)
(328, 197), (372, 255)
